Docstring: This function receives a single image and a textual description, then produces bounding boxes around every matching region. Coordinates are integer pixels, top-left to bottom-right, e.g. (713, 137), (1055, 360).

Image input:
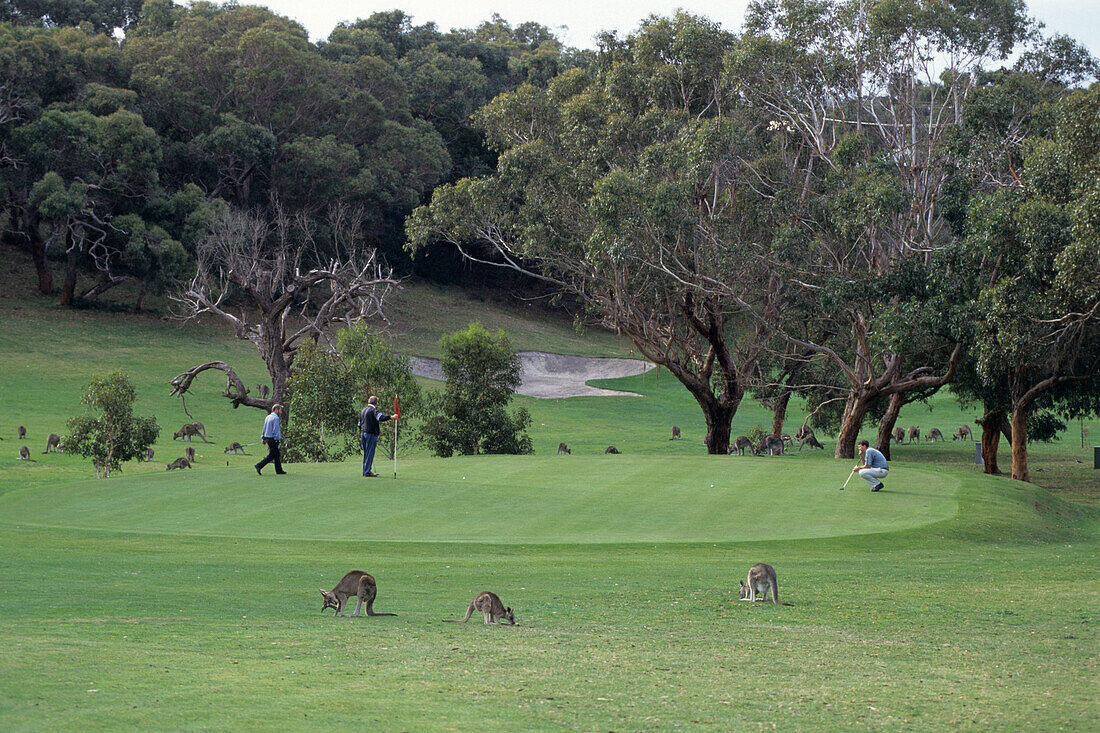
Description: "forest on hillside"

(2, 0), (1100, 479)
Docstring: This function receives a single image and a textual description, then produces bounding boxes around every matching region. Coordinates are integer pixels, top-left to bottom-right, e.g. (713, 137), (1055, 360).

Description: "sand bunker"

(409, 351), (654, 398)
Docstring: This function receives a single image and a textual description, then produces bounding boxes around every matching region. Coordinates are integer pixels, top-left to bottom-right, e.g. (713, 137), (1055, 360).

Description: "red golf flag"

(394, 395), (400, 418)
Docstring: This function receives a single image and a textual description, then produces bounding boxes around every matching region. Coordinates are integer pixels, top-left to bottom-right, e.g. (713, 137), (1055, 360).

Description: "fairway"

(0, 457), (959, 543)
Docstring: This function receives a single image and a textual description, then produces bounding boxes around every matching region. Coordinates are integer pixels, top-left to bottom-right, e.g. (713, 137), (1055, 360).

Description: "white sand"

(409, 351), (654, 398)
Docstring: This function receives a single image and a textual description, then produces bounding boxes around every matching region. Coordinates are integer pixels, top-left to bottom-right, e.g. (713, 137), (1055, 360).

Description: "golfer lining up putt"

(852, 439), (888, 491)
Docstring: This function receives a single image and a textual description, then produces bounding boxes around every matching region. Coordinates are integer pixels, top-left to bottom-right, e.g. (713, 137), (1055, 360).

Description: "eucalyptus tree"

(410, 12), (785, 453)
(957, 85), (1100, 482)
(726, 0), (1035, 457)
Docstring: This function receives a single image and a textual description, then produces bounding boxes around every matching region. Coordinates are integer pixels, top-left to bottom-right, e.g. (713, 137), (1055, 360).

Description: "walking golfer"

(255, 403), (286, 475)
(360, 396), (397, 477)
(853, 439), (888, 491)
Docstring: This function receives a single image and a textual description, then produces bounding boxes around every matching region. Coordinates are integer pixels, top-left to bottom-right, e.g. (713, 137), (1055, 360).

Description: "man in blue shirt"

(255, 403), (287, 475)
(852, 439), (888, 491)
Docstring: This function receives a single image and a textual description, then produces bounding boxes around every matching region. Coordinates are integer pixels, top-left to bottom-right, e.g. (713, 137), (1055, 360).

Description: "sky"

(250, 1), (1100, 56)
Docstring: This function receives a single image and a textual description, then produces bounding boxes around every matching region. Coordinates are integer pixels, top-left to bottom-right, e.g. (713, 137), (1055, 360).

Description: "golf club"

(840, 468), (857, 490)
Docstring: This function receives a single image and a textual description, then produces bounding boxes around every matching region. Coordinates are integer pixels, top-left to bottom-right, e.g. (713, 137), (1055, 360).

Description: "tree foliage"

(421, 322), (532, 457)
(65, 371), (159, 477)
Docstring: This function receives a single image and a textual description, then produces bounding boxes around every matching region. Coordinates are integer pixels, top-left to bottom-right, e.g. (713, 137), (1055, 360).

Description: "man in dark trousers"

(255, 403), (287, 475)
(360, 396), (397, 477)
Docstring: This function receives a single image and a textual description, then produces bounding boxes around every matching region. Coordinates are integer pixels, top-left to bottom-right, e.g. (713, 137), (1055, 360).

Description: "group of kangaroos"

(557, 423), (972, 457)
(319, 562), (789, 625)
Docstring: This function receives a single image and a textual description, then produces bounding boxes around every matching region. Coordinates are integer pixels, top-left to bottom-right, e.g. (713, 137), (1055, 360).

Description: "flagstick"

(393, 408), (398, 479)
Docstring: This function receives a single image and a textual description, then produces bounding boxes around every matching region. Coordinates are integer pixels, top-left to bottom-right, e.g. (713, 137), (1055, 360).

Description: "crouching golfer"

(360, 396), (397, 478)
(853, 439), (889, 491)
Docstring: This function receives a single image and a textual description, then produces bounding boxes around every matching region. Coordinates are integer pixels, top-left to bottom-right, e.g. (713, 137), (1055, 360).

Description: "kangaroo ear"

(739, 580), (745, 588)
(506, 607), (512, 612)
(319, 589), (328, 595)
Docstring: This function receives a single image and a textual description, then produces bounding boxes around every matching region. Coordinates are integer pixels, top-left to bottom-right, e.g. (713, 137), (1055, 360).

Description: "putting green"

(0, 455), (958, 543)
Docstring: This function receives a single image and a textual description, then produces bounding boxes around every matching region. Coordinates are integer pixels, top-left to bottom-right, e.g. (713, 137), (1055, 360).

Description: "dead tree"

(170, 203), (396, 416)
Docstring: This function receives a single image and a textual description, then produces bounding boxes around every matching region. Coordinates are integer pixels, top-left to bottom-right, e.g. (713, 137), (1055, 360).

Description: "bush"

(65, 372), (160, 477)
(422, 322), (533, 457)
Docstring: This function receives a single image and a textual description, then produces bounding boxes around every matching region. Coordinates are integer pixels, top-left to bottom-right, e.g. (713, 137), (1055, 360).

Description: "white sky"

(250, 1), (1099, 55)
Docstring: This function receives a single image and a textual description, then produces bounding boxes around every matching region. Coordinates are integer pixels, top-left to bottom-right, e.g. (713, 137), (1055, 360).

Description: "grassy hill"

(1, 245), (1098, 730)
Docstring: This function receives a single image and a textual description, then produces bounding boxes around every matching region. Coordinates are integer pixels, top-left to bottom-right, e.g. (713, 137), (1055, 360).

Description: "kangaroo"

(557, 442), (571, 455)
(754, 435), (784, 456)
(257, 384), (270, 399)
(779, 433), (793, 447)
(224, 442), (247, 454)
(795, 423), (814, 441)
(670, 425), (681, 440)
(18, 425), (26, 439)
(729, 435), (753, 456)
(444, 591), (515, 625)
(927, 427), (944, 442)
(18, 446), (34, 461)
(166, 457), (191, 471)
(953, 424), (972, 441)
(319, 571), (396, 618)
(907, 426), (921, 444)
(145, 447), (155, 462)
(185, 445), (196, 463)
(892, 426), (905, 444)
(43, 433), (61, 453)
(798, 434), (824, 451)
(604, 445), (621, 454)
(739, 563), (780, 604)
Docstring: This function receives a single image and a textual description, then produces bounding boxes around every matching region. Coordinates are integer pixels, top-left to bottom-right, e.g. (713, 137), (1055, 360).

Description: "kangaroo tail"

(444, 600), (476, 623)
(367, 612), (398, 617)
(771, 579), (780, 605)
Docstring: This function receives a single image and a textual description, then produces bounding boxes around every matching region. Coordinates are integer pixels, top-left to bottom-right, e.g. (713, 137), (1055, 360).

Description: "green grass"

(1, 246), (1099, 730)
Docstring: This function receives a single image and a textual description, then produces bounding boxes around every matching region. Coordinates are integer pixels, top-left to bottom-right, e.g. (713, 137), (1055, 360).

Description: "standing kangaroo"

(729, 436), (752, 456)
(907, 426), (921, 444)
(557, 442), (571, 455)
(145, 447), (155, 462)
(953, 425), (972, 441)
(43, 433), (61, 453)
(257, 384), (270, 399)
(754, 435), (784, 456)
(319, 571), (397, 618)
(739, 563), (780, 604)
(18, 425), (26, 439)
(795, 423), (814, 441)
(670, 425), (681, 440)
(444, 591), (515, 625)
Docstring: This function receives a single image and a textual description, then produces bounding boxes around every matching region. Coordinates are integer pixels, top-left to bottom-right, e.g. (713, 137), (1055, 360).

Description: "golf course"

(0, 268), (1097, 732)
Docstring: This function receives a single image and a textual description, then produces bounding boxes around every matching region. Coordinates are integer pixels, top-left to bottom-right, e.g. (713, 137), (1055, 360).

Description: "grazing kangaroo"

(729, 436), (753, 456)
(185, 445), (196, 463)
(754, 435), (784, 456)
(145, 447), (155, 462)
(319, 571), (396, 618)
(444, 591), (516, 625)
(18, 425), (26, 439)
(798, 434), (824, 451)
(953, 425), (972, 441)
(739, 563), (780, 604)
(166, 457), (191, 471)
(18, 446), (34, 461)
(224, 442), (247, 454)
(557, 442), (571, 455)
(173, 422), (210, 442)
(604, 445), (621, 454)
(892, 426), (905, 444)
(927, 427), (944, 442)
(670, 425), (681, 440)
(43, 433), (61, 453)
(907, 426), (921, 444)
